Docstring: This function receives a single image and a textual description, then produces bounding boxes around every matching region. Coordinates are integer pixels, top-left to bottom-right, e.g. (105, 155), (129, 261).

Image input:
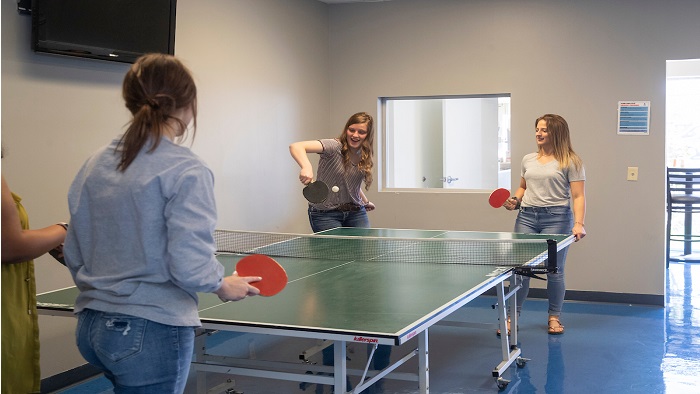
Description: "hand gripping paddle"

(489, 188), (510, 208)
(48, 245), (66, 266)
(303, 180), (329, 203)
(235, 254), (288, 296)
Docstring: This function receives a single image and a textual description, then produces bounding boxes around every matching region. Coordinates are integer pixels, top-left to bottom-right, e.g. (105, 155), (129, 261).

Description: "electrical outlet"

(627, 166), (638, 181)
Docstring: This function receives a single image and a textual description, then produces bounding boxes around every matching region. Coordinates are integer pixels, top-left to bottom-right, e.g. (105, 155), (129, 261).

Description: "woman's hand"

(502, 196), (520, 211)
(299, 167), (314, 185)
(289, 141), (323, 185)
(573, 222), (586, 242)
(214, 272), (261, 302)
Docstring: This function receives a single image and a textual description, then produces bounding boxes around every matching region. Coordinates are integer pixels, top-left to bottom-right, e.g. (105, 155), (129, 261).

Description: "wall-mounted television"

(31, 0), (177, 64)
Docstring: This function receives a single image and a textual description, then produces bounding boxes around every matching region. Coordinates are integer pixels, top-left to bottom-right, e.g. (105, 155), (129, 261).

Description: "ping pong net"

(214, 230), (563, 276)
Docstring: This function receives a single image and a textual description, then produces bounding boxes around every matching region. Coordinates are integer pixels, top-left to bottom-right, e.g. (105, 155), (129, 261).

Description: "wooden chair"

(667, 167), (700, 264)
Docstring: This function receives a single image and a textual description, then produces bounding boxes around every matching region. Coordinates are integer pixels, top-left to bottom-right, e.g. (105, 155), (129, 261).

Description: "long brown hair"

(535, 114), (582, 171)
(116, 54), (198, 171)
(337, 112), (374, 189)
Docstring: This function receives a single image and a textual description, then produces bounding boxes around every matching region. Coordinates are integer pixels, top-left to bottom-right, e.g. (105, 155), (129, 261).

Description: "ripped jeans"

(76, 309), (195, 394)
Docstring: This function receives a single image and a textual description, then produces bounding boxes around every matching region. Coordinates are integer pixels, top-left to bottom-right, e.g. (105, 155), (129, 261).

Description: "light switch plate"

(627, 167), (638, 181)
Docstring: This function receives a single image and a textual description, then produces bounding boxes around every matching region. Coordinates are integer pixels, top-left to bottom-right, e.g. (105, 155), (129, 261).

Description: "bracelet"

(575, 221), (585, 226)
(56, 222), (68, 231)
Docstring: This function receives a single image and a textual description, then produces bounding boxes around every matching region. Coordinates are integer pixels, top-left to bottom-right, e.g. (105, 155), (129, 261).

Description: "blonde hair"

(536, 114), (582, 172)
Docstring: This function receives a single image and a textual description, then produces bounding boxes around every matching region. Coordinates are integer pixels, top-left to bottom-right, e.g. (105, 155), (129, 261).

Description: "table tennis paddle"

(48, 245), (66, 266)
(235, 254), (288, 296)
(303, 180), (329, 203)
(489, 188), (510, 208)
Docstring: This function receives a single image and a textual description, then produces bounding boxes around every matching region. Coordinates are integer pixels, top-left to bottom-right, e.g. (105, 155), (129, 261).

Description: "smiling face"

(345, 122), (369, 151)
(535, 119), (551, 150)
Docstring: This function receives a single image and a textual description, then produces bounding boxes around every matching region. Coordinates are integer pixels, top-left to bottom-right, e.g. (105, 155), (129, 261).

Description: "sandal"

(548, 316), (564, 335)
(496, 317), (511, 337)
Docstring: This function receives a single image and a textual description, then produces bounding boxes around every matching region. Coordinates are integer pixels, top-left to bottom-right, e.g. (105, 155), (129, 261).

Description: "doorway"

(666, 59), (700, 260)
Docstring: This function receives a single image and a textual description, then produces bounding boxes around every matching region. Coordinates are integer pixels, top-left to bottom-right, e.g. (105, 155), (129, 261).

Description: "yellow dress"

(1, 192), (41, 394)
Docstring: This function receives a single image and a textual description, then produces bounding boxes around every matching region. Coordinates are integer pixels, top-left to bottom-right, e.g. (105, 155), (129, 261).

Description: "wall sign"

(617, 101), (650, 135)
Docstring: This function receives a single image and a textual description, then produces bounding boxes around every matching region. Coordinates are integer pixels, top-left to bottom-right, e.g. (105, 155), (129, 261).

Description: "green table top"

(37, 228), (573, 345)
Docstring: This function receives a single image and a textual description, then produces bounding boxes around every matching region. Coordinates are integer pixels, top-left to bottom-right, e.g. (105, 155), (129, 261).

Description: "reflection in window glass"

(381, 95), (510, 191)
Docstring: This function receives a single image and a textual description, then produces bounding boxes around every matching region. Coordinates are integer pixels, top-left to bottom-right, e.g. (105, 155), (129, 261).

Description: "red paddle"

(489, 188), (510, 208)
(235, 254), (288, 296)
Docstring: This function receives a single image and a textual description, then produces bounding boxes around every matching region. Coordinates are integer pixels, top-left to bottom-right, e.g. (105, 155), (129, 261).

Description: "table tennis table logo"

(353, 336), (379, 344)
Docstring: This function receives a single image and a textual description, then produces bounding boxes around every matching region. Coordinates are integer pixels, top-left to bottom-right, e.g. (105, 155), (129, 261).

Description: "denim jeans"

(513, 205), (573, 316)
(76, 309), (195, 394)
(308, 206), (369, 233)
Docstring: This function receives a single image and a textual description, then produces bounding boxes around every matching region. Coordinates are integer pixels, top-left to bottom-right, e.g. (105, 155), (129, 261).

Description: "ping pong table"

(37, 227), (574, 393)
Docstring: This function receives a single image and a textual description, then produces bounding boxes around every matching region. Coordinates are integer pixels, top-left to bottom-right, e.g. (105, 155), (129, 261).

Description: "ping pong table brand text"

(353, 336), (379, 344)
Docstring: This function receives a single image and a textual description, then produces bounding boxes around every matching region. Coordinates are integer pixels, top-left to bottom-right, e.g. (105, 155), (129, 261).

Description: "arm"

(570, 180), (586, 241)
(1, 175), (66, 264)
(503, 177), (527, 211)
(289, 140), (324, 185)
(164, 166), (260, 301)
(359, 189), (375, 211)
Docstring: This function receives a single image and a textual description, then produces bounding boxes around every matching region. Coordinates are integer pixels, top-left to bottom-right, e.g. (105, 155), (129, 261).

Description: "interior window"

(380, 94), (511, 191)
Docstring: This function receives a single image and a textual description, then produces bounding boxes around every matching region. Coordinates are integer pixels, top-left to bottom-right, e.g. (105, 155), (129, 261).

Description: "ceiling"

(318, 0), (392, 3)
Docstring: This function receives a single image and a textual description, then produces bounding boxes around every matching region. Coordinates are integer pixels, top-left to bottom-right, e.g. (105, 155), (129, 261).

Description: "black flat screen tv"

(31, 0), (177, 64)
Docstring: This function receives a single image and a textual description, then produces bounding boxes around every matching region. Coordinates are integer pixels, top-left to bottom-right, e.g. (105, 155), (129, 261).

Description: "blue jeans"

(76, 309), (195, 394)
(308, 206), (369, 233)
(513, 206), (573, 316)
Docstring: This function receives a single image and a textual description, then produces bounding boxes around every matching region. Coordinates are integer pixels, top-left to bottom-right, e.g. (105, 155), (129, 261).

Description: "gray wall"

(328, 0), (699, 299)
(1, 0), (698, 380)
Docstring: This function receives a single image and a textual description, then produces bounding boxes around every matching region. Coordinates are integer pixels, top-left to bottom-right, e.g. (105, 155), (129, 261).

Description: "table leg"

(418, 329), (430, 393)
(334, 340), (348, 393)
(685, 206), (693, 255)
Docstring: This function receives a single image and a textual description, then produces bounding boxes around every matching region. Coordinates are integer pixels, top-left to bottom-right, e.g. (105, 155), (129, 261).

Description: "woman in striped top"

(290, 112), (389, 393)
(290, 112), (376, 233)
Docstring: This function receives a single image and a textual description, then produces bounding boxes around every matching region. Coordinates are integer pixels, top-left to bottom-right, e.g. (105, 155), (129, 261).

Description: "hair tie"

(146, 98), (160, 109)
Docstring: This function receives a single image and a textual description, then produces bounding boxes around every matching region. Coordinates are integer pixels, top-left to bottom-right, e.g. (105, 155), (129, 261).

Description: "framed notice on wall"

(617, 101), (650, 135)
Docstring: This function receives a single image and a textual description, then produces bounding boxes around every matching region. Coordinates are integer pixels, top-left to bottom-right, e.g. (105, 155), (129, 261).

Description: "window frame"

(377, 93), (512, 193)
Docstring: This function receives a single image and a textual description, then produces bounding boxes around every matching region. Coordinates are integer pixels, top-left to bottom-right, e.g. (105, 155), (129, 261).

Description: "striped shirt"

(312, 139), (365, 210)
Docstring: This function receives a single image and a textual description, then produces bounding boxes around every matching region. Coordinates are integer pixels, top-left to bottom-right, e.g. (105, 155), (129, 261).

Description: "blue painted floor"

(51, 262), (700, 394)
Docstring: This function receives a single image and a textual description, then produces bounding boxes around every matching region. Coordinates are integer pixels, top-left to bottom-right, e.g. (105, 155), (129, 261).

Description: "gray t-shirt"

(65, 137), (224, 327)
(520, 152), (586, 207)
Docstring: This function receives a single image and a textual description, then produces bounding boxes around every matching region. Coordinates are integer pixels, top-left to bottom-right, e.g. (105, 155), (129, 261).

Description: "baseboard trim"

(483, 288), (664, 306)
(41, 363), (102, 393)
(556, 289), (664, 306)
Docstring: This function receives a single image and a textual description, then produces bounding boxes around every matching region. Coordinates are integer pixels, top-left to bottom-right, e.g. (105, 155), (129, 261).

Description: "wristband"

(56, 222), (68, 231)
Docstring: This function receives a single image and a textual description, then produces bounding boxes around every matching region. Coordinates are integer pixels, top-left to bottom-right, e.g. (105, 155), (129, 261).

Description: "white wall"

(1, 0), (329, 378)
(328, 0), (700, 298)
